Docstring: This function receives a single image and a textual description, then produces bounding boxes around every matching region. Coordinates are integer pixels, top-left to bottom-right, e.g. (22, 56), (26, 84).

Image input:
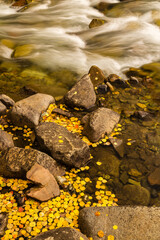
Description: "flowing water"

(0, 0), (160, 76)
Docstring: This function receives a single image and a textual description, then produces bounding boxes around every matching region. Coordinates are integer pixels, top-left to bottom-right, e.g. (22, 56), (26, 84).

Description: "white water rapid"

(0, 0), (160, 76)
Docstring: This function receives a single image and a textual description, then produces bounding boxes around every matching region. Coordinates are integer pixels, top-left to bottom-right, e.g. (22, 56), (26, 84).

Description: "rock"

(20, 86), (38, 96)
(51, 108), (74, 118)
(0, 94), (15, 107)
(1, 39), (15, 49)
(79, 206), (160, 240)
(0, 102), (6, 115)
(35, 122), (90, 168)
(128, 168), (142, 177)
(109, 137), (124, 157)
(120, 171), (129, 184)
(32, 227), (89, 240)
(64, 74), (96, 110)
(97, 84), (108, 94)
(83, 107), (120, 142)
(89, 19), (106, 28)
(148, 168), (160, 186)
(0, 147), (65, 179)
(0, 129), (14, 151)
(26, 163), (60, 201)
(135, 111), (152, 121)
(10, 93), (55, 128)
(89, 65), (107, 84)
(12, 44), (34, 58)
(0, 213), (8, 236)
(122, 184), (150, 205)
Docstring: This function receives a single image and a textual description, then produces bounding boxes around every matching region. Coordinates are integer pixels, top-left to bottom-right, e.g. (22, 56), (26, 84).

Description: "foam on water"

(0, 0), (160, 75)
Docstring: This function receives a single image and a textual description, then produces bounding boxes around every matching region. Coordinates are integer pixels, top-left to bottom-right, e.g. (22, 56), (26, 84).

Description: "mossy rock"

(1, 39), (15, 49)
(12, 44), (34, 58)
(141, 62), (160, 73)
(89, 19), (106, 28)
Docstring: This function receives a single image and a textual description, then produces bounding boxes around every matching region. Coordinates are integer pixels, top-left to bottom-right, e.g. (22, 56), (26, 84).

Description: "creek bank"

(0, 63), (160, 239)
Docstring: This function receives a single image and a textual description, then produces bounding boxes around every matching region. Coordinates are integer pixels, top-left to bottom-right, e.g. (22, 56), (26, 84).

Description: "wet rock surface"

(0, 129), (14, 151)
(0, 147), (65, 179)
(64, 74), (96, 109)
(79, 206), (160, 240)
(83, 107), (120, 142)
(10, 93), (55, 128)
(32, 227), (89, 240)
(35, 122), (90, 168)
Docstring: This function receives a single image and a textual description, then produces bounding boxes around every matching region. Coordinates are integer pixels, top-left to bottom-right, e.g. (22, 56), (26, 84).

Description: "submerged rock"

(83, 107), (120, 142)
(148, 168), (160, 186)
(79, 206), (160, 240)
(10, 93), (55, 128)
(0, 129), (14, 151)
(12, 44), (34, 58)
(26, 163), (60, 201)
(64, 74), (96, 110)
(32, 227), (89, 240)
(0, 147), (65, 179)
(122, 184), (150, 205)
(35, 122), (90, 168)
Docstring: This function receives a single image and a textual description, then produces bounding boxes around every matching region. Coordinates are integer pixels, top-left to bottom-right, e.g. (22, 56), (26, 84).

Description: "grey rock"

(64, 74), (96, 109)
(0, 94), (15, 108)
(0, 129), (14, 151)
(123, 184), (150, 205)
(27, 163), (60, 201)
(10, 93), (55, 128)
(148, 168), (160, 186)
(83, 107), (120, 142)
(35, 122), (90, 168)
(79, 206), (160, 240)
(0, 102), (6, 115)
(0, 147), (65, 179)
(0, 213), (8, 236)
(32, 227), (89, 240)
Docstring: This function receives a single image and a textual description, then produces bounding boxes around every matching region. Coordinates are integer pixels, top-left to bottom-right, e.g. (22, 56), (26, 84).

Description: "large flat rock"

(35, 122), (90, 168)
(79, 206), (160, 240)
(32, 227), (89, 240)
(10, 93), (55, 128)
(0, 147), (65, 179)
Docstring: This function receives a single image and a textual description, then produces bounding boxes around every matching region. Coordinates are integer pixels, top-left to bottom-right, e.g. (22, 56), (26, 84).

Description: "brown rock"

(0, 213), (8, 236)
(83, 107), (120, 142)
(64, 74), (96, 110)
(0, 102), (6, 115)
(27, 163), (60, 201)
(32, 227), (89, 240)
(89, 65), (107, 84)
(10, 93), (55, 128)
(79, 206), (160, 240)
(0, 129), (14, 151)
(35, 122), (90, 168)
(0, 147), (65, 179)
(148, 168), (160, 186)
(0, 94), (15, 108)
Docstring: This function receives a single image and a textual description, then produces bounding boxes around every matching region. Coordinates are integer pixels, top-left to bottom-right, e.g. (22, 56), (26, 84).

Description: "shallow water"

(0, 0), (160, 76)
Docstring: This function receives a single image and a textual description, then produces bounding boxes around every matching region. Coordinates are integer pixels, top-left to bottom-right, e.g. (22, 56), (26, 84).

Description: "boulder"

(32, 227), (89, 240)
(0, 213), (8, 236)
(0, 147), (65, 179)
(0, 102), (6, 115)
(0, 94), (15, 108)
(10, 93), (55, 128)
(83, 107), (120, 142)
(26, 163), (60, 201)
(0, 129), (14, 151)
(122, 184), (150, 205)
(64, 74), (96, 109)
(148, 168), (160, 186)
(35, 122), (90, 168)
(79, 206), (160, 240)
